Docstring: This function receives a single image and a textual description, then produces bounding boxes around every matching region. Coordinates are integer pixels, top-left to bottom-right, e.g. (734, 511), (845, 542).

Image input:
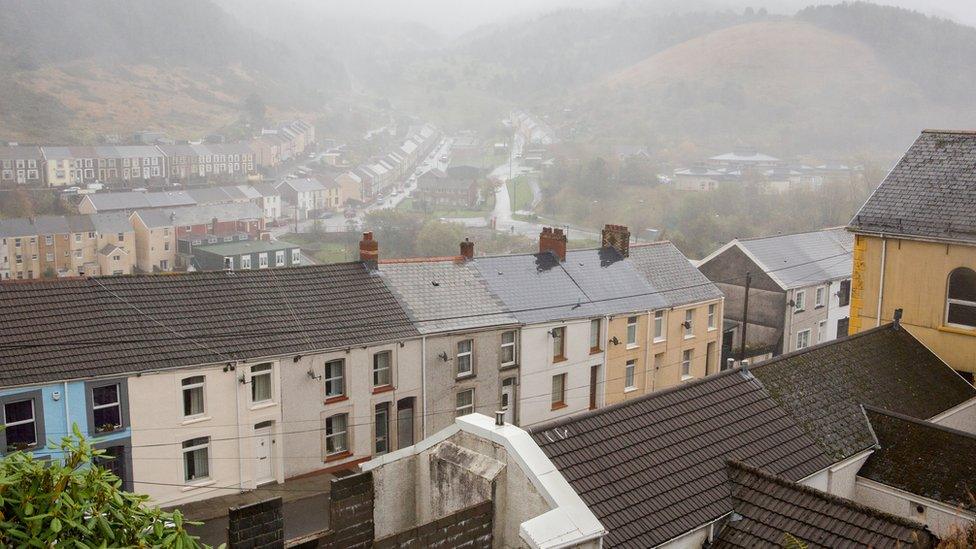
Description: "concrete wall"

(128, 360), (284, 506)
(852, 235), (976, 374)
(280, 340), (423, 478)
(855, 477), (976, 538)
(422, 328), (517, 436)
(518, 319), (604, 426)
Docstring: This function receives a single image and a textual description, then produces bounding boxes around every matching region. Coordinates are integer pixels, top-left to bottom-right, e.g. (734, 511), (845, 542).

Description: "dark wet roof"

(714, 461), (935, 549)
(472, 248), (667, 324)
(751, 324), (976, 460)
(860, 407), (976, 512)
(0, 264), (417, 387)
(529, 370), (831, 548)
(849, 129), (976, 244)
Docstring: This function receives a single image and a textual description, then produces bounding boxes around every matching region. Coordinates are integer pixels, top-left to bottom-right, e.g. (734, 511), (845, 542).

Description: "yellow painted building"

(848, 129), (976, 379)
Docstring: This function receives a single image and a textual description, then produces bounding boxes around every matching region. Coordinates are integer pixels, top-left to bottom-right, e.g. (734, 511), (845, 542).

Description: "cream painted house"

(129, 210), (177, 272)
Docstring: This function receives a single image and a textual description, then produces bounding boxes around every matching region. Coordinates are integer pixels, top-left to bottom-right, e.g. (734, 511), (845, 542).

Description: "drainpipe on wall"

(602, 314), (611, 408)
(63, 381), (70, 438)
(421, 336), (427, 439)
(644, 310), (654, 393)
(876, 237), (887, 327)
(234, 363), (245, 492)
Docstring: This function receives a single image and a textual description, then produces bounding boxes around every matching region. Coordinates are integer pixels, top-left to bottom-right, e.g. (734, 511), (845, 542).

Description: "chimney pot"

(359, 231), (379, 269)
(460, 238), (474, 260)
(726, 358), (735, 371)
(741, 359), (750, 373)
(893, 308), (903, 329)
(539, 226), (567, 261)
(495, 411), (505, 426)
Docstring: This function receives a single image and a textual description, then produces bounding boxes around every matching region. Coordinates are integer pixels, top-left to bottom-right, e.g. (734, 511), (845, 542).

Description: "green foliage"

(0, 426), (207, 547)
(415, 221), (464, 258)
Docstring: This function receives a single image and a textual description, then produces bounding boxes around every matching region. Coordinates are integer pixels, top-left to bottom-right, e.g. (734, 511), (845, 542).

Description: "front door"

(589, 365), (600, 410)
(254, 423), (274, 485)
(396, 398), (414, 449)
(501, 378), (516, 424)
(374, 403), (390, 455)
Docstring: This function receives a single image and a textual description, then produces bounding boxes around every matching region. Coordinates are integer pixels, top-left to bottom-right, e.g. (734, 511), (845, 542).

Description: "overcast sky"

(285, 0), (976, 35)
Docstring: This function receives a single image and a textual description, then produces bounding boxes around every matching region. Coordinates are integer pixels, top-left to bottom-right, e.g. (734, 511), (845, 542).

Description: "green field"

(279, 233), (351, 264)
(507, 177), (534, 211)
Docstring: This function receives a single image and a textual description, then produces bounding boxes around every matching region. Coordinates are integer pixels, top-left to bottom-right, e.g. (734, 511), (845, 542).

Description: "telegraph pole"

(739, 271), (751, 362)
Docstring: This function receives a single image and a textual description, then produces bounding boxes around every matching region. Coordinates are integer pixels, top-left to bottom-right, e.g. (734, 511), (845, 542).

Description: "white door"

(501, 379), (516, 424)
(254, 425), (274, 485)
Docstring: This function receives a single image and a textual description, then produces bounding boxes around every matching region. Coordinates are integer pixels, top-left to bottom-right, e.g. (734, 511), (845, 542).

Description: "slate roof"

(84, 191), (197, 212)
(0, 264), (418, 387)
(0, 145), (43, 160)
(529, 370), (832, 548)
(849, 129), (976, 244)
(628, 242), (722, 307)
(277, 178), (326, 193)
(734, 227), (853, 289)
(860, 407), (976, 512)
(88, 212), (133, 235)
(194, 239), (297, 256)
(473, 248), (667, 324)
(0, 216), (70, 237)
(379, 259), (517, 334)
(164, 203), (263, 226)
(713, 461), (935, 549)
(751, 324), (976, 460)
(187, 187), (240, 205)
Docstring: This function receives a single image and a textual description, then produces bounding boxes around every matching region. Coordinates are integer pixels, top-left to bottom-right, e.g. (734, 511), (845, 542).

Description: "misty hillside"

(0, 0), (346, 143)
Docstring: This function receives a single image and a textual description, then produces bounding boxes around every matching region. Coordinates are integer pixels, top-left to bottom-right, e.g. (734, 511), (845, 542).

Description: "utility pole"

(739, 271), (751, 362)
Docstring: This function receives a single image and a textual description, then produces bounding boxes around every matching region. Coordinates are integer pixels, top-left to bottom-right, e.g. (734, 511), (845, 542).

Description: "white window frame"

(654, 310), (666, 342)
(182, 437), (211, 483)
(372, 351), (392, 388)
(181, 376), (206, 418)
(91, 384), (122, 432)
(258, 253), (268, 268)
(291, 248), (301, 265)
(624, 359), (637, 391)
(589, 318), (601, 351)
(946, 268), (976, 329)
(794, 290), (806, 312)
(683, 309), (694, 339)
(551, 326), (566, 360)
(456, 339), (473, 378)
(817, 320), (827, 343)
(551, 374), (566, 408)
(626, 316), (638, 348)
(500, 331), (516, 366)
(707, 304), (716, 330)
(240, 255), (252, 269)
(3, 398), (38, 449)
(681, 349), (693, 379)
(796, 329), (811, 350)
(325, 414), (348, 455)
(455, 389), (475, 417)
(815, 286), (826, 308)
(250, 363), (273, 404)
(275, 250), (285, 266)
(325, 359), (344, 398)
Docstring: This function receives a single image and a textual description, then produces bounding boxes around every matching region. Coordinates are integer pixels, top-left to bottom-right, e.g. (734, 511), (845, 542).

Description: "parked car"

(344, 209), (356, 219)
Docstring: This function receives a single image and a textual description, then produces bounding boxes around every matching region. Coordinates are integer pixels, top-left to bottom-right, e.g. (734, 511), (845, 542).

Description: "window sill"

(552, 356), (568, 364)
(372, 385), (395, 395)
(683, 335), (695, 340)
(589, 347), (602, 355)
(626, 344), (639, 350)
(550, 402), (568, 411)
(939, 325), (976, 337)
(814, 305), (824, 310)
(249, 401), (277, 412)
(324, 450), (352, 463)
(324, 395), (348, 405)
(653, 338), (666, 344)
(499, 362), (518, 371)
(681, 375), (694, 382)
(624, 386), (638, 393)
(794, 309), (805, 314)
(182, 479), (216, 492)
(181, 416), (212, 426)
(707, 327), (717, 332)
(455, 373), (475, 381)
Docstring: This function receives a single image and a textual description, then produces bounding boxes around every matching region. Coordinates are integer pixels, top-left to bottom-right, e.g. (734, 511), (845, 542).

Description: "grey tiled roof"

(0, 216), (70, 237)
(735, 227), (853, 290)
(860, 407), (976, 512)
(628, 242), (722, 307)
(86, 191), (196, 212)
(529, 370), (831, 548)
(88, 212), (133, 235)
(472, 249), (667, 324)
(187, 187), (240, 205)
(751, 325), (976, 461)
(379, 259), (517, 334)
(849, 130), (976, 244)
(0, 264), (418, 387)
(714, 461), (934, 549)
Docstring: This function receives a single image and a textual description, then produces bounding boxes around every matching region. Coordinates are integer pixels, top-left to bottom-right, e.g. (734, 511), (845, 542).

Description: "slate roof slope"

(860, 407), (976, 512)
(472, 248), (667, 325)
(713, 461), (935, 549)
(849, 129), (976, 244)
(735, 227), (853, 289)
(0, 264), (418, 387)
(0, 216), (70, 237)
(751, 324), (976, 461)
(379, 259), (517, 334)
(89, 212), (133, 234)
(529, 370), (831, 548)
(628, 241), (723, 307)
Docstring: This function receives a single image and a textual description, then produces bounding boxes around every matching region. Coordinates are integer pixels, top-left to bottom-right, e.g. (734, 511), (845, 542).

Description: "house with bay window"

(0, 257), (419, 506)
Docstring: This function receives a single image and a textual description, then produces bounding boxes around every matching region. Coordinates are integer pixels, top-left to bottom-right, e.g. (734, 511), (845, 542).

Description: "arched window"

(946, 267), (976, 328)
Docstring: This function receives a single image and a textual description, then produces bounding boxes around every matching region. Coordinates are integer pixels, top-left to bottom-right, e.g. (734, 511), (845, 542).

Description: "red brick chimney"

(360, 231), (378, 269)
(460, 238), (474, 260)
(601, 224), (631, 257)
(539, 227), (567, 261)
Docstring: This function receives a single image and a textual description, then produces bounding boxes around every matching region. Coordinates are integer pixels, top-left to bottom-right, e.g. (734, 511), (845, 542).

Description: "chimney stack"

(893, 308), (903, 329)
(539, 227), (567, 261)
(495, 411), (505, 426)
(460, 238), (474, 260)
(601, 224), (631, 257)
(359, 231), (378, 269)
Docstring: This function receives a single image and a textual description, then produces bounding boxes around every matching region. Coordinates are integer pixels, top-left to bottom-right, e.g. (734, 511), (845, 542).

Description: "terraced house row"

(0, 223), (722, 508)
